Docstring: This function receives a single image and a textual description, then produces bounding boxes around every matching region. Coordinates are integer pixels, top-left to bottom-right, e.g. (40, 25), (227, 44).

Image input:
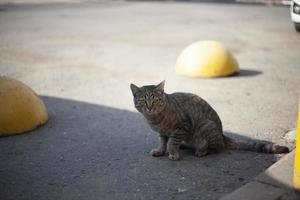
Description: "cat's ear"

(155, 80), (165, 91)
(130, 83), (140, 95)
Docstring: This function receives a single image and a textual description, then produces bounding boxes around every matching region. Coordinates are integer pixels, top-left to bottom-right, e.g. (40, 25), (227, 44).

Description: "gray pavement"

(0, 1), (299, 200)
(221, 150), (300, 200)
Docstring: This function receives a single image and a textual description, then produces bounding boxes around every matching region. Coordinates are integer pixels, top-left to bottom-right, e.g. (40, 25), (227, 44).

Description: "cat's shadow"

(0, 96), (283, 200)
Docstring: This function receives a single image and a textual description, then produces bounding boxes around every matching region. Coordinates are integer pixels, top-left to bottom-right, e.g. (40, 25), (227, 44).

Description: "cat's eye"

(137, 97), (146, 103)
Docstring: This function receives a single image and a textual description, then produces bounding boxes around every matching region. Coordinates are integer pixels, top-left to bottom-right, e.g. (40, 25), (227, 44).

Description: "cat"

(130, 81), (289, 161)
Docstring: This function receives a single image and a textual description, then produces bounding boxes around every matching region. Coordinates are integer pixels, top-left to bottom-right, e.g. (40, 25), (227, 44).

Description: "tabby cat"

(130, 81), (289, 161)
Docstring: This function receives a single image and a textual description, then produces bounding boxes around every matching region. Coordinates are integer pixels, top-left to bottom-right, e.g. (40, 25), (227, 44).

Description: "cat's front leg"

(168, 138), (181, 161)
(150, 135), (168, 157)
(168, 131), (186, 161)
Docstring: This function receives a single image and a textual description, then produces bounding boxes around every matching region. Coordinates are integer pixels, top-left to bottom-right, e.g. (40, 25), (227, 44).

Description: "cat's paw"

(150, 149), (165, 157)
(195, 149), (208, 157)
(168, 154), (180, 161)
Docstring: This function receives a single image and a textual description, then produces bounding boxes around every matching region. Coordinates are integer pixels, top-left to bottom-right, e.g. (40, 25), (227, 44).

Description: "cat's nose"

(145, 101), (153, 112)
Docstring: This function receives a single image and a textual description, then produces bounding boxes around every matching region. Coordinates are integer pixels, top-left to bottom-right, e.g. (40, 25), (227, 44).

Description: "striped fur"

(130, 81), (289, 161)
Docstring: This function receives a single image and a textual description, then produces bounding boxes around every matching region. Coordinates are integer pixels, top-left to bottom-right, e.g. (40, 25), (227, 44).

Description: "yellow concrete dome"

(0, 76), (48, 136)
(175, 41), (240, 78)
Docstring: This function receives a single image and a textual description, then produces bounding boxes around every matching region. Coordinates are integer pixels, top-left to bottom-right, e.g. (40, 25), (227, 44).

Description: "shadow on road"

(0, 96), (282, 200)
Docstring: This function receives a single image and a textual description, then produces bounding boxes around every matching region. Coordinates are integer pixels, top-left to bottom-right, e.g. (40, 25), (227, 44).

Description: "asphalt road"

(0, 1), (299, 200)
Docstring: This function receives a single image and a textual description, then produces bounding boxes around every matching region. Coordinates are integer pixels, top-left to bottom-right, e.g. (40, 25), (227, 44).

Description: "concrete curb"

(220, 150), (300, 200)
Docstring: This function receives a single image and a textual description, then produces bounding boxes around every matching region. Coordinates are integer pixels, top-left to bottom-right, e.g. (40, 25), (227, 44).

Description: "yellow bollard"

(294, 99), (300, 190)
(175, 41), (240, 78)
(0, 76), (48, 136)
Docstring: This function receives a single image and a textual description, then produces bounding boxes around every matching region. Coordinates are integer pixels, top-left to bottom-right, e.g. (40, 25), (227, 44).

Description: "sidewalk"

(221, 150), (299, 200)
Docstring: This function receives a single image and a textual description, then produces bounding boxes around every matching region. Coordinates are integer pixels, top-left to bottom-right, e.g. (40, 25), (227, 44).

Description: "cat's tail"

(224, 136), (289, 154)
